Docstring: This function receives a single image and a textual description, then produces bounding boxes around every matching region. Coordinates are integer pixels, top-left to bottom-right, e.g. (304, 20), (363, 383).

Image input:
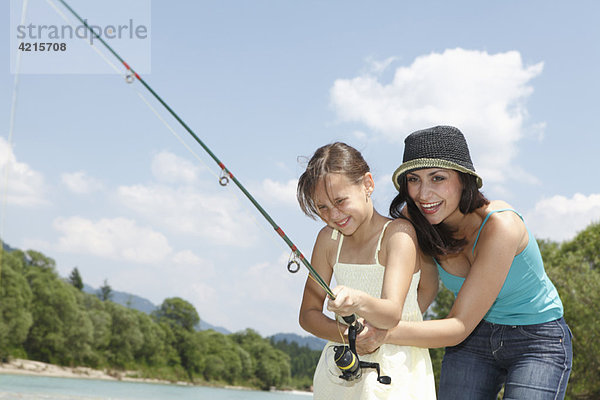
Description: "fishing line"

(1, 0), (30, 287)
(134, 91), (220, 181)
(137, 87), (299, 264)
(54, 0), (335, 298)
(44, 0), (301, 275)
(45, 0), (123, 75)
(45, 0), (223, 182)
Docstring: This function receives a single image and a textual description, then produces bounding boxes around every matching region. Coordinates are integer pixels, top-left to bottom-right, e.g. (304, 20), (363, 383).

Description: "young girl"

(357, 126), (572, 399)
(297, 142), (436, 399)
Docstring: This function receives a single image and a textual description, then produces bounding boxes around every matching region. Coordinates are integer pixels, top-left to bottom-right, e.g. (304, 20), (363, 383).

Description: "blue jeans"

(439, 317), (572, 400)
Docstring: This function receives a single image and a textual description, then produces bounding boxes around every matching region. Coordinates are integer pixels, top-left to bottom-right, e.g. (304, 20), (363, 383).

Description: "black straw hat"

(392, 126), (482, 190)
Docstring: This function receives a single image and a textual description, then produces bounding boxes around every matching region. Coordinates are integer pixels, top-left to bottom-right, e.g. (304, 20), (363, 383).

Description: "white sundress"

(312, 221), (436, 400)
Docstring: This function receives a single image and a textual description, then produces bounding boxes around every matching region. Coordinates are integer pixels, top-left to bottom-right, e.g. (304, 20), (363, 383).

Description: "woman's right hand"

(355, 321), (388, 355)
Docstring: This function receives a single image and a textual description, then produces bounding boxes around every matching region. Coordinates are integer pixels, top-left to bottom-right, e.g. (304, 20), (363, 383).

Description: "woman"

(356, 126), (572, 399)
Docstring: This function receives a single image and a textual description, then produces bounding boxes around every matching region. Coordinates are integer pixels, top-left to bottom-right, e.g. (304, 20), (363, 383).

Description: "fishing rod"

(55, 0), (335, 298)
(51, 1), (392, 384)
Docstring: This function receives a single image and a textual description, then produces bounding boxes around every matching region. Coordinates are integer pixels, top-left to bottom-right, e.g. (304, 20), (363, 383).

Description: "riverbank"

(0, 358), (186, 385)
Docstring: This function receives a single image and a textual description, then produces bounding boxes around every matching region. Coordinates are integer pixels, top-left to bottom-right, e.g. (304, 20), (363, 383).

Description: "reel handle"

(333, 314), (392, 385)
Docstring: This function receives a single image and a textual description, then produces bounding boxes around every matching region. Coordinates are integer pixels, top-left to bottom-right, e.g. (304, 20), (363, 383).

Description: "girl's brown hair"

(297, 142), (370, 219)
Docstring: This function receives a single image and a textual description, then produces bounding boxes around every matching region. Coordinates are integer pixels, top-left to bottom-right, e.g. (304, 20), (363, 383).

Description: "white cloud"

(151, 151), (202, 184)
(61, 171), (104, 194)
(257, 178), (298, 207)
(54, 216), (173, 263)
(526, 193), (600, 242)
(172, 249), (204, 266)
(116, 183), (260, 246)
(0, 138), (46, 206)
(352, 130), (369, 141)
(116, 152), (260, 246)
(330, 48), (544, 186)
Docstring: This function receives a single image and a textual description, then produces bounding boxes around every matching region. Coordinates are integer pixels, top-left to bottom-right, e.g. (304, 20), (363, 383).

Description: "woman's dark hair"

(390, 172), (489, 257)
(297, 142), (370, 219)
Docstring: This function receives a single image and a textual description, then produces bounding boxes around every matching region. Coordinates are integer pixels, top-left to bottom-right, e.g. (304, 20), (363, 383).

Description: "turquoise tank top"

(436, 209), (563, 325)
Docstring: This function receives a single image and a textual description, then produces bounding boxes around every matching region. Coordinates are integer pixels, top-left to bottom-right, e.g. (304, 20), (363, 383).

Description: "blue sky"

(2, 0), (599, 336)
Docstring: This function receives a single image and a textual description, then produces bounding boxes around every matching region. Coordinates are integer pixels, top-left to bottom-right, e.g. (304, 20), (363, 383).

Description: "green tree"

(0, 250), (33, 359)
(105, 302), (143, 368)
(24, 255), (93, 365)
(426, 285), (454, 389)
(271, 339), (321, 389)
(80, 294), (112, 367)
(68, 267), (84, 290)
(198, 330), (252, 385)
(560, 222), (600, 270)
(25, 250), (56, 270)
(231, 329), (291, 389)
(540, 225), (600, 400)
(135, 311), (174, 368)
(153, 297), (200, 332)
(152, 298), (202, 380)
(178, 330), (207, 378)
(98, 279), (112, 301)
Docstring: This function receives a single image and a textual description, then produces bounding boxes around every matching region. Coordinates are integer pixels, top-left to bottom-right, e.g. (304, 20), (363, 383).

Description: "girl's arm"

(357, 211), (526, 350)
(299, 227), (350, 342)
(327, 219), (418, 329)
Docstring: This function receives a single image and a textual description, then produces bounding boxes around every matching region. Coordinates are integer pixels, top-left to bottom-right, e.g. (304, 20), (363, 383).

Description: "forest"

(0, 222), (599, 398)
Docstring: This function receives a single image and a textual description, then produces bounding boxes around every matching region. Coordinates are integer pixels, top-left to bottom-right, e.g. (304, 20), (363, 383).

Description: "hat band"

(392, 158), (483, 190)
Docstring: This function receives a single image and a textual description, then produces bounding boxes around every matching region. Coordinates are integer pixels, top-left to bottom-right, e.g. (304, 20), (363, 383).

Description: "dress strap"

(375, 220), (393, 264)
(333, 230), (344, 264)
(472, 209), (523, 254)
(331, 229), (339, 241)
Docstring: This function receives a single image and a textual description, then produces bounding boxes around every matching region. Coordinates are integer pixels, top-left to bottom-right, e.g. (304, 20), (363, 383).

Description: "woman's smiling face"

(406, 168), (463, 225)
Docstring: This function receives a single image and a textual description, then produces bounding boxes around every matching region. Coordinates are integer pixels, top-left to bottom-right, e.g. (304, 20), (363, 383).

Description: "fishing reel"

(332, 315), (391, 385)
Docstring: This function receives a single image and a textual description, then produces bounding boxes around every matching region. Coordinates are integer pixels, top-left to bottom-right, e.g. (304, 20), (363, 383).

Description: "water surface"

(0, 374), (312, 400)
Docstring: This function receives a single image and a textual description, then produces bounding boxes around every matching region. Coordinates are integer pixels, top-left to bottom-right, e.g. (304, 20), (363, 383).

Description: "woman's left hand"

(327, 285), (363, 316)
(356, 321), (388, 355)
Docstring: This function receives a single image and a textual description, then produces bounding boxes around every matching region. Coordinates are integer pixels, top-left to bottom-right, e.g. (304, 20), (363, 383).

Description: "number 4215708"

(19, 42), (67, 51)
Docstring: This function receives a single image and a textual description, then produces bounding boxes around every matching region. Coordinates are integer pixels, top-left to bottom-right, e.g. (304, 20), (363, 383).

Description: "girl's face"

(313, 172), (373, 235)
(406, 168), (463, 225)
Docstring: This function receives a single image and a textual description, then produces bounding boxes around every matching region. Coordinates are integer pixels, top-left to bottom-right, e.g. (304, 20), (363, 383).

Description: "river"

(0, 374), (313, 400)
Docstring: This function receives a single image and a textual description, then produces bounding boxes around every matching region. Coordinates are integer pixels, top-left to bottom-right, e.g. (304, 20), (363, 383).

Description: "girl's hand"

(356, 321), (388, 355)
(327, 285), (363, 316)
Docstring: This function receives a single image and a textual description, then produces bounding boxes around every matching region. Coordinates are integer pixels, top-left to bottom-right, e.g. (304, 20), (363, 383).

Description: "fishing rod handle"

(342, 314), (364, 334)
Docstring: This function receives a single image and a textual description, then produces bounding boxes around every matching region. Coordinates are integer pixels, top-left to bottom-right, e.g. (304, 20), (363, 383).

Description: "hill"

(83, 284), (231, 334)
(83, 284), (158, 314)
(270, 332), (326, 351)
(2, 239), (318, 347)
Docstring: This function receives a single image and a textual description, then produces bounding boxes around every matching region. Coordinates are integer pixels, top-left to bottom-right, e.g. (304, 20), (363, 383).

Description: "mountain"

(3, 240), (316, 347)
(83, 284), (231, 334)
(5, 245), (311, 346)
(198, 320), (231, 335)
(84, 285), (318, 345)
(83, 284), (158, 314)
(1, 239), (17, 253)
(270, 332), (326, 351)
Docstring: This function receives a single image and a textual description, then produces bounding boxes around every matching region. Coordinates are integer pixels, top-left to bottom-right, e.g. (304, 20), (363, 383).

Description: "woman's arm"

(357, 211), (526, 350)
(417, 254), (439, 314)
(326, 219), (418, 329)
